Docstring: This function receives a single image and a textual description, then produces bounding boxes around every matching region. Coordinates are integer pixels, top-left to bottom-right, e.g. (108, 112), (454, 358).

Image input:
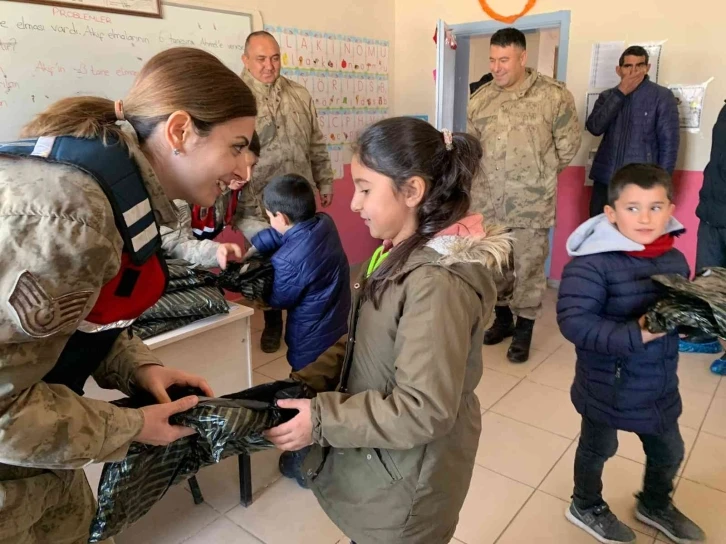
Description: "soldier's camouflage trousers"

(494, 228), (550, 321)
(0, 465), (114, 544)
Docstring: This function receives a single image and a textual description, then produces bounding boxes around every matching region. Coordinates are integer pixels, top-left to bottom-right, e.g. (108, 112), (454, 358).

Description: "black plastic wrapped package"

(216, 256), (274, 304)
(140, 285), (229, 321)
(645, 267), (726, 338)
(88, 380), (315, 542)
(132, 316), (201, 340)
(165, 259), (217, 293)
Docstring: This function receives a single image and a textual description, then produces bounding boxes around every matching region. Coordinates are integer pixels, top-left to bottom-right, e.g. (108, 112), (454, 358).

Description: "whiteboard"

(0, 1), (256, 141)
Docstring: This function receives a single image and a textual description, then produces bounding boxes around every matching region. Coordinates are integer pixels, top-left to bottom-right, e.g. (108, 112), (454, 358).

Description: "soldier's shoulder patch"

(8, 271), (93, 338)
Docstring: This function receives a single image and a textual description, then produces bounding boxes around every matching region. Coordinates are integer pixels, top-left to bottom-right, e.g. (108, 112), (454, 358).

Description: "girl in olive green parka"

(265, 117), (511, 544)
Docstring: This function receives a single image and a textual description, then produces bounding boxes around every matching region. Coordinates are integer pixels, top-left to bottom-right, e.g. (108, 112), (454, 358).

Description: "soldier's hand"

(263, 399), (314, 451)
(134, 364), (214, 403)
(136, 395), (199, 446)
(320, 194), (334, 208)
(217, 243), (243, 269)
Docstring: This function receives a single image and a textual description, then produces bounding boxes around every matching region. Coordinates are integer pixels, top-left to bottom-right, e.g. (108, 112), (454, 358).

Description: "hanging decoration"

(477, 0), (538, 24)
(433, 27), (458, 50)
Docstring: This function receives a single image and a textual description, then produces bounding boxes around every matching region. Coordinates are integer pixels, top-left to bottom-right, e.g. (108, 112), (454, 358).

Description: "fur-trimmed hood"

(389, 221), (512, 300)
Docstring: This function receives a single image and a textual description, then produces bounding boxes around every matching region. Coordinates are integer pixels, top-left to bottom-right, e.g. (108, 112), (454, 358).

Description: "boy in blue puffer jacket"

(557, 164), (704, 544)
(249, 173), (351, 372)
(248, 173), (350, 488)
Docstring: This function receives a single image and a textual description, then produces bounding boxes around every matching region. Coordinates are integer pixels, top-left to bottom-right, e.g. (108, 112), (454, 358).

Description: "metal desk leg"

(188, 475), (204, 505)
(238, 453), (253, 506)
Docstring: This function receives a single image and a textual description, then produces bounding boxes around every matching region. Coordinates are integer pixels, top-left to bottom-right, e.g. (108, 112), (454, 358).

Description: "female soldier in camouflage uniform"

(0, 48), (257, 543)
(160, 132), (264, 270)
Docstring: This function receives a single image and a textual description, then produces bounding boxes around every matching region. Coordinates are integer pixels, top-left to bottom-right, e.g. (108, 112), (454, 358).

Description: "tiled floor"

(116, 289), (725, 544)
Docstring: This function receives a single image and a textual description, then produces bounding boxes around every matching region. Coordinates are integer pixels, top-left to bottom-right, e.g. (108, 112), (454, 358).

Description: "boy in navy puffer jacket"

(557, 164), (704, 544)
(249, 174), (351, 372)
(247, 174), (350, 489)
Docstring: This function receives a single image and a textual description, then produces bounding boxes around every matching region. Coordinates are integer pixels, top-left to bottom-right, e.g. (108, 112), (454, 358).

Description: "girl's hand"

(263, 399), (314, 451)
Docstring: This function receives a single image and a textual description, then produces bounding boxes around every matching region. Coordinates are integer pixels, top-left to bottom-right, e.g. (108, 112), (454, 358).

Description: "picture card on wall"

(312, 74), (328, 109)
(375, 77), (389, 108)
(280, 28), (297, 69)
(354, 76), (367, 108)
(328, 112), (343, 144)
(365, 40), (378, 74)
(311, 31), (326, 69)
(333, 74), (345, 109)
(327, 145), (345, 180)
(353, 38), (366, 73)
(297, 72), (315, 96)
(342, 113), (356, 143)
(296, 30), (314, 68)
(324, 34), (341, 71)
(342, 74), (356, 108)
(377, 41), (389, 74)
(365, 75), (377, 108)
(340, 36), (355, 72)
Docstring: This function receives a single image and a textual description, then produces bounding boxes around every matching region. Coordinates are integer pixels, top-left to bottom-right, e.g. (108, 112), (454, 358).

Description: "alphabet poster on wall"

(265, 25), (390, 157)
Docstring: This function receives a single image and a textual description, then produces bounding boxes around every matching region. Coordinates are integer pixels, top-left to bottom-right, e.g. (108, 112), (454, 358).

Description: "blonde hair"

(22, 47), (257, 145)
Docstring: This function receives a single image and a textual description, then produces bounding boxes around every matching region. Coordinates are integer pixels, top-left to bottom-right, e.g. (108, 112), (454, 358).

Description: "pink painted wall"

(549, 166), (704, 280)
(216, 164), (379, 266)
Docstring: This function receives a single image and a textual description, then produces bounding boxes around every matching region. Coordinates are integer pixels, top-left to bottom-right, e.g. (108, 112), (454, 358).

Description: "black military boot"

(507, 317), (535, 363)
(261, 309), (283, 353)
(483, 306), (515, 345)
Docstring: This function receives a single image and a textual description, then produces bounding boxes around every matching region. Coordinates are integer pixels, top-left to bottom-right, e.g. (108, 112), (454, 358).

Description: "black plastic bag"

(88, 380), (314, 542)
(139, 285), (229, 322)
(132, 260), (226, 339)
(132, 316), (201, 340)
(165, 259), (217, 293)
(216, 255), (274, 303)
(645, 267), (726, 338)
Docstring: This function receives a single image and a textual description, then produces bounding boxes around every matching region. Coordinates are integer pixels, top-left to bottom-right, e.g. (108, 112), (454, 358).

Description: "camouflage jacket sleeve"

(160, 200), (220, 269)
(306, 97), (334, 196)
(553, 88), (582, 172)
(0, 162), (145, 468)
(231, 206), (270, 242)
(93, 332), (162, 397)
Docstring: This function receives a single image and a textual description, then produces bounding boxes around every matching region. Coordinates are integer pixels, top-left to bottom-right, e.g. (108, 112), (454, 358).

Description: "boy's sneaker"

(635, 499), (705, 544)
(566, 502), (637, 544)
(710, 353), (726, 376)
